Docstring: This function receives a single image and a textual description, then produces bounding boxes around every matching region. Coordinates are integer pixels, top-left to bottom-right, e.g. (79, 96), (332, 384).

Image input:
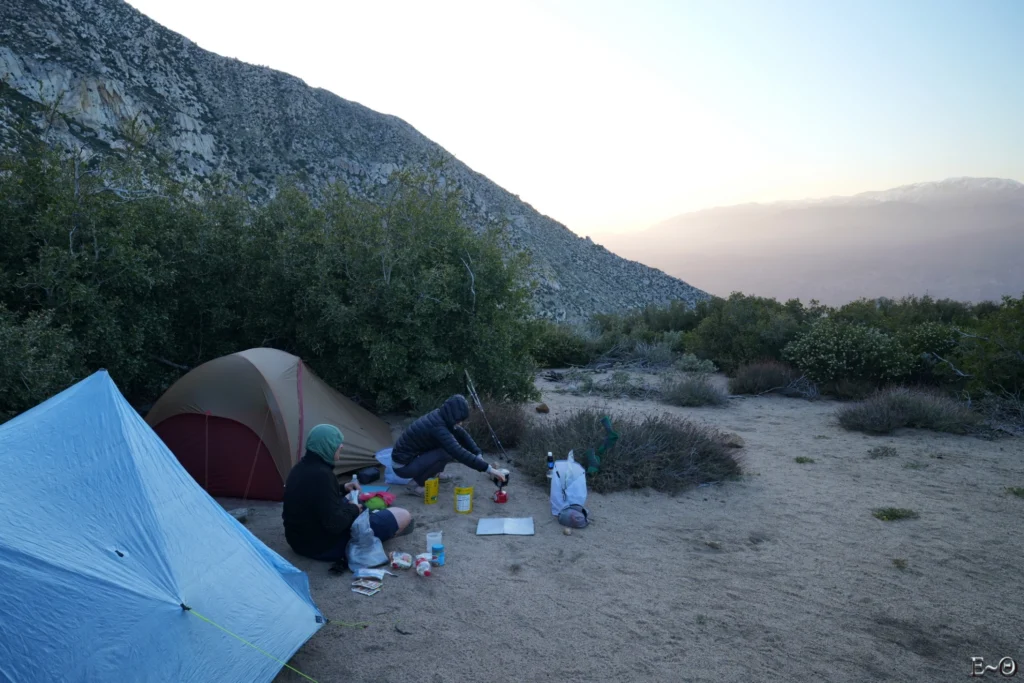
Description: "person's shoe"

(437, 472), (453, 482)
(406, 484), (425, 496)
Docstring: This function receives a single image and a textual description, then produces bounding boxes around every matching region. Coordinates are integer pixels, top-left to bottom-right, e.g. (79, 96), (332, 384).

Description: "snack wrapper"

(389, 551), (413, 569)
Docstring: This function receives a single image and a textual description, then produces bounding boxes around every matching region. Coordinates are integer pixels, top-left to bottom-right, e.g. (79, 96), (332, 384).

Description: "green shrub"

(728, 360), (798, 394)
(661, 374), (729, 407)
(832, 295), (996, 330)
(868, 445), (898, 459)
(529, 320), (592, 368)
(683, 293), (813, 374)
(836, 387), (980, 435)
(0, 307), (81, 421)
(784, 319), (914, 386)
(957, 294), (1024, 395)
(0, 149), (539, 415)
(794, 456), (815, 464)
(517, 408), (741, 493)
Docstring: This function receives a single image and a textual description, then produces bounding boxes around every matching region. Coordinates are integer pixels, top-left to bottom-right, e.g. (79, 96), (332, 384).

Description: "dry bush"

(837, 387), (981, 435)
(672, 353), (718, 374)
(465, 399), (528, 452)
(559, 369), (657, 400)
(630, 341), (676, 368)
(517, 408), (741, 493)
(729, 361), (798, 395)
(872, 507), (919, 521)
(661, 374), (729, 407)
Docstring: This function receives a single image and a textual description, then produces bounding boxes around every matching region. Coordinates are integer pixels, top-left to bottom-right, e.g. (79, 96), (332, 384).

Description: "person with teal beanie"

(283, 424), (413, 562)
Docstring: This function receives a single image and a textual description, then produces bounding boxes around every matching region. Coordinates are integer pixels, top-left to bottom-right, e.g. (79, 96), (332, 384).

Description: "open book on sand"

(475, 517), (535, 536)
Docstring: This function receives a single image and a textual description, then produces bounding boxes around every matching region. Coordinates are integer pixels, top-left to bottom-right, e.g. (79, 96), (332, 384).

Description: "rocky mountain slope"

(600, 178), (1024, 305)
(0, 0), (708, 324)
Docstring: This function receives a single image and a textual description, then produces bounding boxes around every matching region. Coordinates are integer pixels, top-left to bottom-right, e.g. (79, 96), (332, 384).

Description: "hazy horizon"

(124, 0), (1024, 237)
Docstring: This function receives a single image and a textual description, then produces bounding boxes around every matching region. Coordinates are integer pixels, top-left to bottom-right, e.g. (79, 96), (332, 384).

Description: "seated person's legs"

(368, 507), (413, 541)
(393, 448), (452, 485)
(313, 507), (415, 562)
(388, 507), (412, 533)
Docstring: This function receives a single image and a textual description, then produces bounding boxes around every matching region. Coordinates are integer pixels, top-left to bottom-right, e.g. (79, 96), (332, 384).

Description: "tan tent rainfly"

(145, 348), (392, 501)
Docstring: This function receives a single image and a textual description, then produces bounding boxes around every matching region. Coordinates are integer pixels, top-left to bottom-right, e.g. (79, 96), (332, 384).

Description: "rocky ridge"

(0, 0), (709, 324)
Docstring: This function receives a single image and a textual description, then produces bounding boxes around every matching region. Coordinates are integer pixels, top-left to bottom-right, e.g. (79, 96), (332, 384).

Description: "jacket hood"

(439, 394), (470, 427)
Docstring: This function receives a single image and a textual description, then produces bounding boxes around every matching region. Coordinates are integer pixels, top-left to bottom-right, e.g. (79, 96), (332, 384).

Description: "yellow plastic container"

(423, 477), (439, 505)
(454, 485), (474, 514)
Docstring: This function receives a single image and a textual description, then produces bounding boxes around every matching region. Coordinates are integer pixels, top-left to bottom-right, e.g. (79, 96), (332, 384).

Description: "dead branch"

(151, 356), (190, 371)
(756, 374), (818, 399)
(91, 186), (167, 202)
(926, 352), (972, 378)
(461, 256), (476, 312)
(954, 328), (1024, 363)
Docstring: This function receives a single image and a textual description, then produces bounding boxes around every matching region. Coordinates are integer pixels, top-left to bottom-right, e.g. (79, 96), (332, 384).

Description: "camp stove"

(492, 469), (510, 503)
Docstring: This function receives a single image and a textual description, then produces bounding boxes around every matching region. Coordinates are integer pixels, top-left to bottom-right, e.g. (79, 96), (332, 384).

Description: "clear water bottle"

(347, 474), (359, 505)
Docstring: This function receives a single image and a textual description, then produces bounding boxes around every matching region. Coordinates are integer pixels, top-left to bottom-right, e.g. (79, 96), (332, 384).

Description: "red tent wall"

(153, 413), (285, 501)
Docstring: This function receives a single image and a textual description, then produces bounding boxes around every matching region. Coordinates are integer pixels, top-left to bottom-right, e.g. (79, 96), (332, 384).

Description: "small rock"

(536, 403), (550, 414)
(227, 507), (249, 523)
(563, 527), (572, 536)
(705, 541), (721, 550)
(723, 434), (745, 448)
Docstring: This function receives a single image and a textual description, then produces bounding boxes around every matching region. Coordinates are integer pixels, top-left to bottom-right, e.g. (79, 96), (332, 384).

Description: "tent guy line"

(182, 606), (320, 683)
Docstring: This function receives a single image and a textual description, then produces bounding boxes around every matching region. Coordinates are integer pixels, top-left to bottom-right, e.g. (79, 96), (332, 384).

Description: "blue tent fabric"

(0, 370), (324, 683)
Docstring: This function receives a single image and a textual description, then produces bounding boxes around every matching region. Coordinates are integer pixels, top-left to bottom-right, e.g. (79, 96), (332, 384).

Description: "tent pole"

(464, 369), (509, 462)
(204, 410), (210, 492)
(243, 409), (272, 502)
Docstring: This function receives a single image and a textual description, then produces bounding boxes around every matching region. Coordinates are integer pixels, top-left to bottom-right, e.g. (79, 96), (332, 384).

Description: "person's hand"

(486, 465), (506, 483)
(344, 481), (362, 494)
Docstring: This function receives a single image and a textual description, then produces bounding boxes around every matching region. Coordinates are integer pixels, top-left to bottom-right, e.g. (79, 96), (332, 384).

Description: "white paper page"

(476, 517), (535, 535)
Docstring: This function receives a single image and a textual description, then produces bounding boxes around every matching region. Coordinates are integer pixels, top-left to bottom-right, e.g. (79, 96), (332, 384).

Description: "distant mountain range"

(598, 178), (1024, 305)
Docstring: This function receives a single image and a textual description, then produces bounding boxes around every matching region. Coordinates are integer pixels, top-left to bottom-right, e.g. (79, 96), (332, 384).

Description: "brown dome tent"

(145, 348), (392, 501)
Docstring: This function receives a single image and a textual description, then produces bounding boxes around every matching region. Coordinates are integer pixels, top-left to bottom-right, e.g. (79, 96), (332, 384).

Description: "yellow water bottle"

(424, 477), (439, 505)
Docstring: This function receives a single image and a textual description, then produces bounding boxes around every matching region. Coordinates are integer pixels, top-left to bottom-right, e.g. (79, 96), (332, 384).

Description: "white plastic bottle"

(415, 555), (432, 577)
(347, 474), (359, 505)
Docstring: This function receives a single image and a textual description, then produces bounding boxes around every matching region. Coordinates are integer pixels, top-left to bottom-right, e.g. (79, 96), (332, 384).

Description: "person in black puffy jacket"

(283, 424), (413, 561)
(392, 394), (507, 494)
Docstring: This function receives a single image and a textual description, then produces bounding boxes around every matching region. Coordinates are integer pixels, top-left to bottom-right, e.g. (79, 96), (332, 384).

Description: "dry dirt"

(242, 371), (1024, 683)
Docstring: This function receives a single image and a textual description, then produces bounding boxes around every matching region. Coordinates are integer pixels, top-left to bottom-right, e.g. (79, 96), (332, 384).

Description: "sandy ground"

(238, 372), (1024, 683)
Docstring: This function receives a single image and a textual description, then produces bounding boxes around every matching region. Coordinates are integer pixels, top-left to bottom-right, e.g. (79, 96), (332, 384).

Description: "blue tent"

(0, 371), (324, 682)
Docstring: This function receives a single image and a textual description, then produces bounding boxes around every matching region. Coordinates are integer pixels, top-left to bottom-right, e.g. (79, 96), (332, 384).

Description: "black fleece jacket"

(282, 452), (361, 558)
(391, 395), (488, 472)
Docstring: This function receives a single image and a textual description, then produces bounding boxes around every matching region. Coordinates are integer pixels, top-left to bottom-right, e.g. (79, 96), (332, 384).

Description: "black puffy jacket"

(282, 453), (361, 558)
(391, 395), (488, 472)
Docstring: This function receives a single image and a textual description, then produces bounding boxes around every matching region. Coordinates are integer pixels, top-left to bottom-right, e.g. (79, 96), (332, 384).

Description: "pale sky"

(126, 0), (1024, 236)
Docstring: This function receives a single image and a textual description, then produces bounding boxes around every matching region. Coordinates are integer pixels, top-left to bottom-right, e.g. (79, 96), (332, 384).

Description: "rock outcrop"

(0, 0), (709, 323)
